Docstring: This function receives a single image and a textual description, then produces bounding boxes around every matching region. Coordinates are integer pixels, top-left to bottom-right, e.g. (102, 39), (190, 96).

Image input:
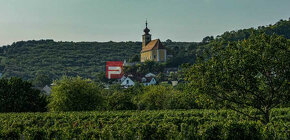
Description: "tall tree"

(186, 34), (290, 123)
(0, 77), (47, 112)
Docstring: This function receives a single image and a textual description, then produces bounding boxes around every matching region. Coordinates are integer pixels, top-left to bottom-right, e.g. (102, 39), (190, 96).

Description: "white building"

(120, 76), (135, 88)
(142, 77), (157, 86)
(171, 81), (178, 86)
(42, 85), (52, 96)
(119, 73), (157, 87)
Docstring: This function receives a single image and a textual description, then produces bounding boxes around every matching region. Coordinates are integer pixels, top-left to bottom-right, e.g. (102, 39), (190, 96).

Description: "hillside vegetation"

(0, 40), (198, 81)
(0, 19), (289, 82)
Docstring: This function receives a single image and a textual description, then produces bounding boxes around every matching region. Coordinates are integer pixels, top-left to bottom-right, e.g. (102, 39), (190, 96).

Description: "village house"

(119, 73), (157, 87)
(120, 75), (135, 88)
(141, 76), (157, 86)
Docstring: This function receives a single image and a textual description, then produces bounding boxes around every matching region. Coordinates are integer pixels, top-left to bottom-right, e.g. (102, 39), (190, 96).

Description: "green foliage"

(202, 36), (214, 44)
(137, 85), (173, 110)
(218, 19), (290, 42)
(32, 73), (52, 87)
(0, 77), (47, 112)
(0, 40), (142, 81)
(104, 85), (140, 110)
(0, 109), (288, 139)
(135, 85), (196, 110)
(169, 84), (199, 109)
(0, 40), (200, 81)
(48, 76), (103, 111)
(186, 33), (290, 123)
(124, 61), (165, 76)
(107, 91), (136, 110)
(129, 54), (140, 63)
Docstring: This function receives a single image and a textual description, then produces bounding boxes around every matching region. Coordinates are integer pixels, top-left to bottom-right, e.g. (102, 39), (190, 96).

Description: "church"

(140, 21), (167, 62)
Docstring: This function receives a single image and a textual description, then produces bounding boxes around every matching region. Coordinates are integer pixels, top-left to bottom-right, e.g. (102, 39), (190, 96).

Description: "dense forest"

(0, 18), (289, 82)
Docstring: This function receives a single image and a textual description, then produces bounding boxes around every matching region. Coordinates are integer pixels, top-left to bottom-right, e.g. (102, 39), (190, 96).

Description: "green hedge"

(0, 109), (289, 139)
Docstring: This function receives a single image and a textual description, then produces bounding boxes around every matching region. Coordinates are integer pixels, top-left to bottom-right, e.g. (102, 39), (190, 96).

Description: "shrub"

(48, 76), (103, 111)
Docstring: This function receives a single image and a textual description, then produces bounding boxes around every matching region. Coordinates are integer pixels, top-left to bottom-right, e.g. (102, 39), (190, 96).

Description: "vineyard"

(0, 108), (289, 139)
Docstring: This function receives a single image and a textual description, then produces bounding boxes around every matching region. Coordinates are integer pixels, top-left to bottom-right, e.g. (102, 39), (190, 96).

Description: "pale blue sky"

(0, 0), (289, 46)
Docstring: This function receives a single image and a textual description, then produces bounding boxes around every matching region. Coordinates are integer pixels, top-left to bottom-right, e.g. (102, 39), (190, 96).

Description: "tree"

(186, 34), (290, 123)
(137, 61), (165, 75)
(168, 72), (178, 81)
(166, 39), (173, 43)
(95, 71), (108, 83)
(136, 85), (174, 110)
(48, 76), (103, 111)
(168, 85), (198, 109)
(106, 90), (137, 110)
(129, 54), (140, 63)
(32, 73), (52, 87)
(0, 77), (47, 112)
(202, 36), (214, 43)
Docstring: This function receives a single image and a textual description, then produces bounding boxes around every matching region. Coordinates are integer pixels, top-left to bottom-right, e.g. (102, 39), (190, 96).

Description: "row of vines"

(0, 108), (289, 139)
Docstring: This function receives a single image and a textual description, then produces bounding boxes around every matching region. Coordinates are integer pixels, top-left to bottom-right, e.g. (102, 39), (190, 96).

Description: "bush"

(136, 85), (173, 110)
(48, 76), (103, 111)
(106, 91), (137, 110)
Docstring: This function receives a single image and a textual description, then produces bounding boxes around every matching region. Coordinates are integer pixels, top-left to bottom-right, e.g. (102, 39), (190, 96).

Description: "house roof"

(141, 39), (166, 52)
(145, 73), (156, 77)
(144, 77), (154, 83)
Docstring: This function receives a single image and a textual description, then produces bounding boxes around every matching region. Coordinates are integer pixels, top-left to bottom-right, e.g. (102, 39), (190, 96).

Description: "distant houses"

(119, 73), (157, 88)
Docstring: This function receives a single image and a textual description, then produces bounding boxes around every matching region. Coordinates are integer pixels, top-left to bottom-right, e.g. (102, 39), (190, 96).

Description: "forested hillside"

(217, 19), (290, 41)
(0, 18), (289, 82)
(0, 40), (197, 81)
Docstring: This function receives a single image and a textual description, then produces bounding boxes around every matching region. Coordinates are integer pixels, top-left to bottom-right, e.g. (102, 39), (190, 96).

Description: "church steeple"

(142, 20), (151, 48)
(144, 20), (150, 35)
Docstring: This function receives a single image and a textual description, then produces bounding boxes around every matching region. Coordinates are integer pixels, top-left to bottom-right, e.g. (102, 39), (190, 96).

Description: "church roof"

(141, 39), (165, 52)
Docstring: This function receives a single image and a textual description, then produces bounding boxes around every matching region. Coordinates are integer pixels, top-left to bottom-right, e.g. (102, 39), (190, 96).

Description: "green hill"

(0, 18), (289, 82)
(0, 40), (197, 81)
(217, 18), (290, 41)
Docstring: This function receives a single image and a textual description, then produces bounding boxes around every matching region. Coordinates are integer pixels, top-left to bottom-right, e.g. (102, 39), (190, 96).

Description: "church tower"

(142, 20), (151, 48)
(140, 20), (167, 62)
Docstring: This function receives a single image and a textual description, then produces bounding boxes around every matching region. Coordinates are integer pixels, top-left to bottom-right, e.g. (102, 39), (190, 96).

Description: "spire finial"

(143, 19), (150, 34)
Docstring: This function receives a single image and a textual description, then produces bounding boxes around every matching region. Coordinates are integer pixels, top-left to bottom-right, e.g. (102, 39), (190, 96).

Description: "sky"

(0, 0), (289, 46)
